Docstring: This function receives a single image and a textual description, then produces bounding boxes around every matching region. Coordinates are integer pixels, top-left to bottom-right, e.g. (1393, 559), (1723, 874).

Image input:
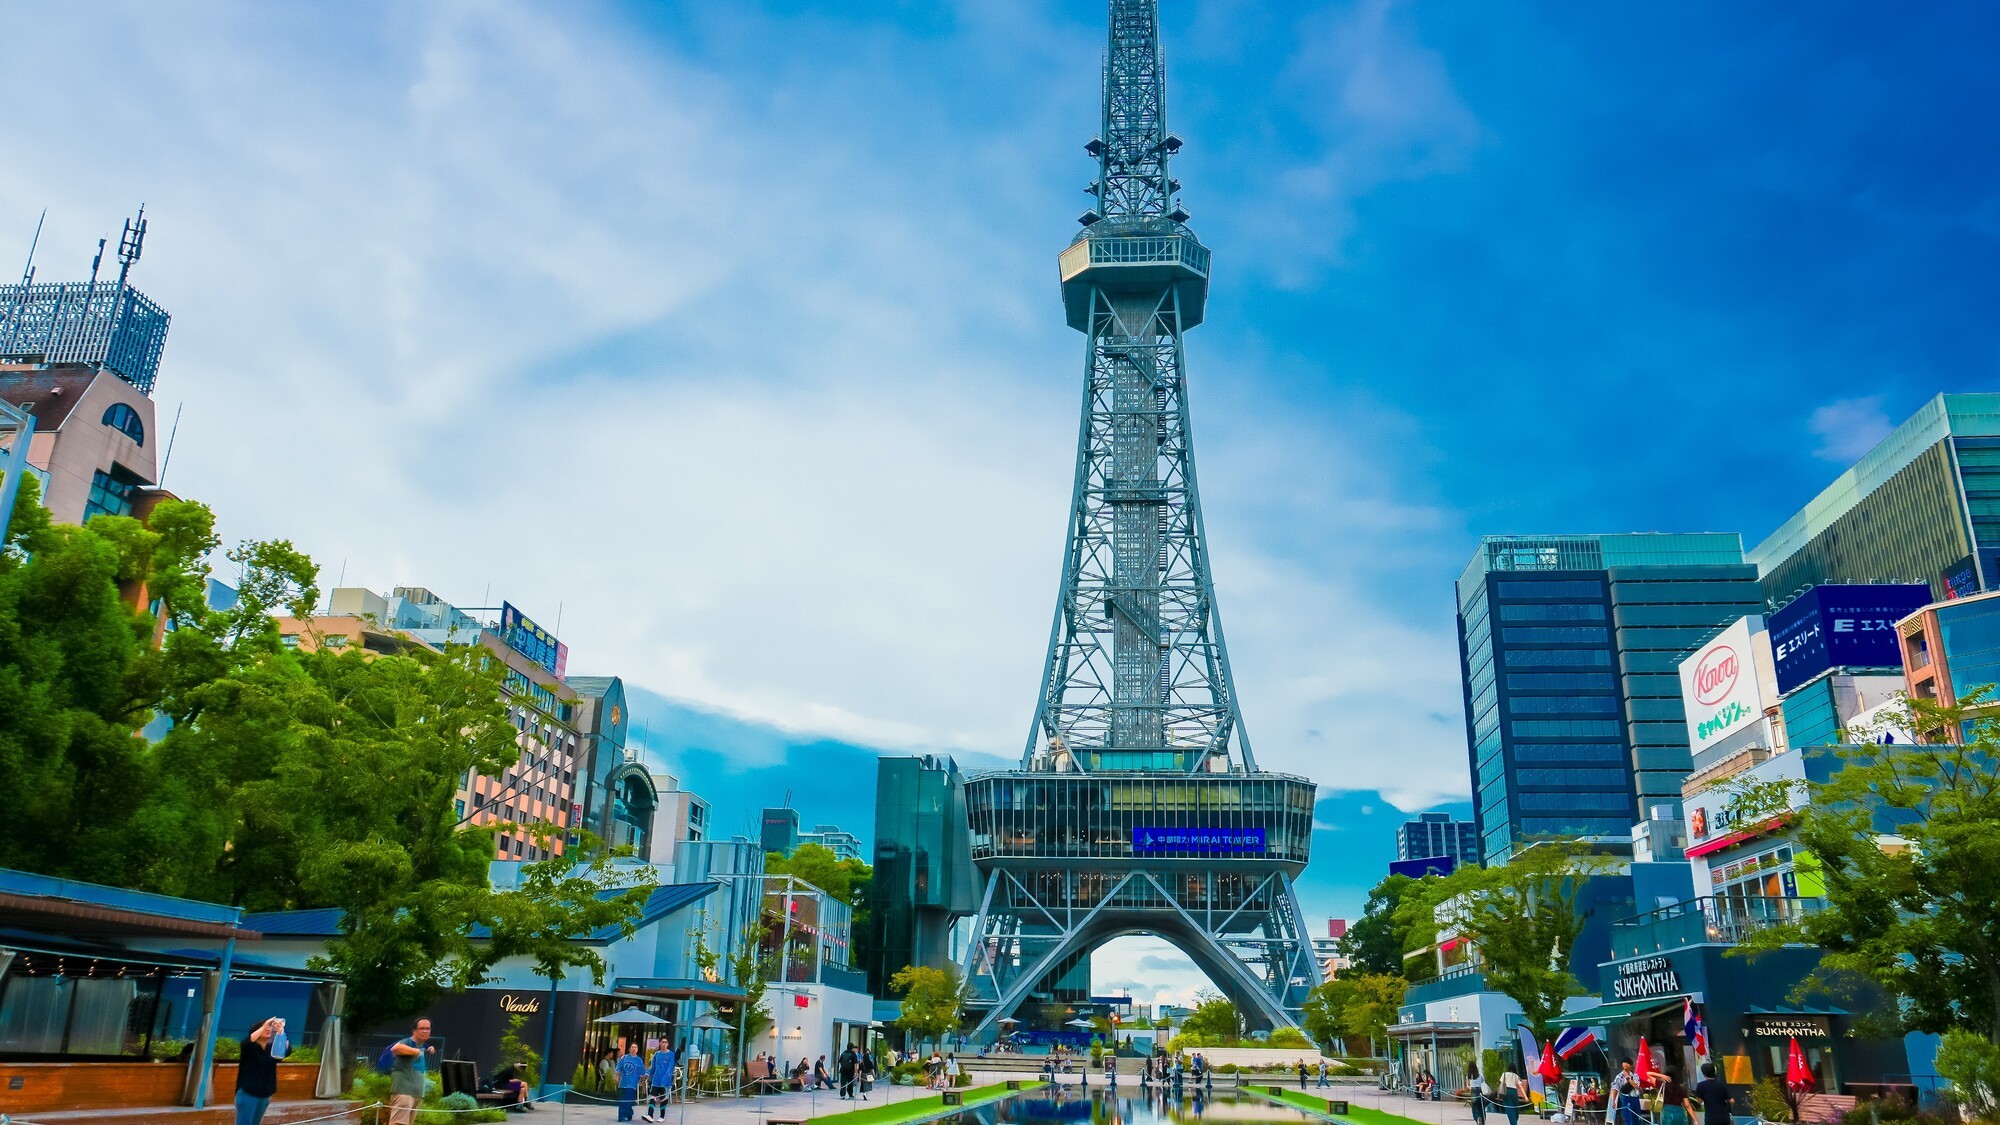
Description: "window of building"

(1503, 649), (1613, 667)
(1502, 626), (1610, 644)
(100, 403), (145, 445)
(1509, 696), (1619, 714)
(82, 469), (137, 521)
(1498, 603), (1606, 622)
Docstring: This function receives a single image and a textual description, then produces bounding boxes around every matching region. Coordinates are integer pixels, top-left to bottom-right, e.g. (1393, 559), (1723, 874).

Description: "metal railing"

(1611, 895), (1823, 957)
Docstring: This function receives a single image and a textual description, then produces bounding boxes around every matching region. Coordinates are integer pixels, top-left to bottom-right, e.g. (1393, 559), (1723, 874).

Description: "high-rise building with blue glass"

(1752, 393), (2000, 601)
(1457, 534), (1763, 865)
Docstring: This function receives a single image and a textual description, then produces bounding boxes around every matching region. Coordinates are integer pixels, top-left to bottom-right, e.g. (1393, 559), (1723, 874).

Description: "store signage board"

(1611, 956), (1683, 1002)
(500, 602), (562, 675)
(1745, 1014), (1830, 1038)
(1132, 827), (1266, 854)
(1768, 585), (1931, 696)
(1679, 618), (1774, 753)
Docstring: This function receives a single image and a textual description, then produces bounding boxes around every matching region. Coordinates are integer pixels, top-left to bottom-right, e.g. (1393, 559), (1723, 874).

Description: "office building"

(284, 587), (650, 864)
(867, 754), (978, 996)
(568, 677), (655, 859)
(1458, 534), (1763, 864)
(761, 807), (801, 856)
(1750, 393), (2000, 602)
(1900, 588), (2000, 714)
(0, 213), (170, 528)
(1395, 812), (1479, 867)
(650, 771), (711, 857)
(800, 824), (863, 861)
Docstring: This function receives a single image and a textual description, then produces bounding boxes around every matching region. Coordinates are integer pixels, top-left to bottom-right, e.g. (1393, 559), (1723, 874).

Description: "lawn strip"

(1243, 1085), (1433, 1125)
(805, 1080), (1046, 1125)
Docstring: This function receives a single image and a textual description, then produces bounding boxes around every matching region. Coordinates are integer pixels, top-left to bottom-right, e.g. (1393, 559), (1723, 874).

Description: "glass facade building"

(867, 755), (979, 996)
(1395, 812), (1479, 866)
(1751, 394), (2000, 602)
(1458, 534), (1763, 864)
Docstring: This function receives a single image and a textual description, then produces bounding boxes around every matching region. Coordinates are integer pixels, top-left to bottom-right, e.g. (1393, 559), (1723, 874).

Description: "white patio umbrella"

(594, 1008), (670, 1024)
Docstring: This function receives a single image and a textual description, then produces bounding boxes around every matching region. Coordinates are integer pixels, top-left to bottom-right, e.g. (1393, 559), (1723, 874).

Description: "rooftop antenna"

(115, 206), (146, 288)
(3, 210), (45, 355)
(104, 207), (146, 358)
(157, 402), (184, 484)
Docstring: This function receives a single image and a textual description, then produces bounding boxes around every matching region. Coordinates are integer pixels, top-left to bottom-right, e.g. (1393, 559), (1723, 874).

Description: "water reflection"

(949, 1085), (1326, 1125)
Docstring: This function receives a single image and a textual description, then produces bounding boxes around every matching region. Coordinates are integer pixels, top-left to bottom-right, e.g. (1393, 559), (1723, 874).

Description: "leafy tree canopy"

(1302, 972), (1407, 1056)
(1397, 841), (1615, 1041)
(1337, 874), (1427, 978)
(891, 964), (968, 1042)
(1737, 691), (2000, 1047)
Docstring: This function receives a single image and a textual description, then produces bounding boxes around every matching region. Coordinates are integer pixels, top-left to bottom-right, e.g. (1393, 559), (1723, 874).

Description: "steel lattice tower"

(959, 0), (1322, 1034)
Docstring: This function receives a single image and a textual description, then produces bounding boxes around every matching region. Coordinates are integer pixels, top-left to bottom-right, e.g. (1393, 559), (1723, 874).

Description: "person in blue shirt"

(644, 1044), (677, 1121)
(616, 1043), (646, 1122)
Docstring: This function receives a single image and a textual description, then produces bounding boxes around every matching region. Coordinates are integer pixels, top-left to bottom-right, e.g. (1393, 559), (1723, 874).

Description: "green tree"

(1302, 973), (1406, 1056)
(718, 918), (774, 1063)
(1398, 842), (1614, 1041)
(1175, 991), (1241, 1045)
(0, 482), (651, 1031)
(1738, 692), (2000, 1048)
(1339, 875), (1428, 978)
(890, 964), (968, 1043)
(0, 480), (223, 891)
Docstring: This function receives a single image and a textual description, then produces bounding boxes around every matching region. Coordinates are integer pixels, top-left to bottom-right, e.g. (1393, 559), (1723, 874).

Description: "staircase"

(1798, 1094), (1857, 1124)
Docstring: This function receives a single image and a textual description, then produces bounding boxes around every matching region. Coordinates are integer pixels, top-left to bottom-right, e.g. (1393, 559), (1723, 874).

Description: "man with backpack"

(385, 1018), (436, 1125)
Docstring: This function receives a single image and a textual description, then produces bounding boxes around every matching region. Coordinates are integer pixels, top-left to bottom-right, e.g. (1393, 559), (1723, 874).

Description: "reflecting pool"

(945, 1084), (1331, 1125)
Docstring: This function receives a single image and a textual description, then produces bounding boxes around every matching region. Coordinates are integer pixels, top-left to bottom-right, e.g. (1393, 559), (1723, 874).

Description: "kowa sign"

(1679, 617), (1774, 754)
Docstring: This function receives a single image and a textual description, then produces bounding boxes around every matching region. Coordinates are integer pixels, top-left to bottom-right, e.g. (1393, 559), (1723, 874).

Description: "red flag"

(1634, 1038), (1654, 1088)
(1538, 1040), (1563, 1084)
(1785, 1038), (1813, 1091)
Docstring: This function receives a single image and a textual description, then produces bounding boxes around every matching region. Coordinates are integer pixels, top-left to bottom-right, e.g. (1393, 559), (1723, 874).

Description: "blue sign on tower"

(1768, 584), (1932, 695)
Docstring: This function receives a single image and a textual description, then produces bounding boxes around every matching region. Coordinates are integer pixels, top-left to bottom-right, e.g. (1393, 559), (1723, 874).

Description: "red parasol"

(1634, 1037), (1654, 1087)
(1785, 1038), (1814, 1091)
(1538, 1040), (1563, 1085)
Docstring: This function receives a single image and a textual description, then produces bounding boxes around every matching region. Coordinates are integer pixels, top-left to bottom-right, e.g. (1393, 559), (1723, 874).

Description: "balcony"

(1403, 967), (1486, 1007)
(1611, 895), (1823, 959)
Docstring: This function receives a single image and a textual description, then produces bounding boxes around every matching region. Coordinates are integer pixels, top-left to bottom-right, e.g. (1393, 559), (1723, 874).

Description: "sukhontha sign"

(1132, 827), (1266, 854)
(1611, 956), (1683, 1002)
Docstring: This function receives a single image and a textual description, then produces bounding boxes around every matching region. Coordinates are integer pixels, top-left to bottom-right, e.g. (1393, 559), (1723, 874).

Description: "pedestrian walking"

(861, 1050), (877, 1100)
(387, 1018), (436, 1125)
(643, 1042), (677, 1121)
(1317, 1059), (1331, 1089)
(1107, 1051), (1117, 1088)
(1660, 1068), (1690, 1125)
(1609, 1061), (1643, 1125)
(616, 1043), (645, 1122)
(1468, 1059), (1488, 1125)
(945, 1053), (961, 1090)
(839, 1045), (859, 1099)
(234, 1017), (287, 1125)
(1500, 1068), (1523, 1125)
(1689, 1062), (1732, 1125)
(1298, 1059), (1309, 1089)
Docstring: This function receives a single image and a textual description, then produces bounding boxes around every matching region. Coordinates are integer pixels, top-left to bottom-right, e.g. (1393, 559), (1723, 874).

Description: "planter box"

(0, 1061), (323, 1115)
(1331, 1101), (1350, 1114)
(942, 1090), (965, 1106)
(1006, 1081), (1023, 1090)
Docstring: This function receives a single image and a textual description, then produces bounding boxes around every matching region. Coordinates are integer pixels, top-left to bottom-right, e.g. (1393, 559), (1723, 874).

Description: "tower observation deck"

(959, 0), (1321, 1033)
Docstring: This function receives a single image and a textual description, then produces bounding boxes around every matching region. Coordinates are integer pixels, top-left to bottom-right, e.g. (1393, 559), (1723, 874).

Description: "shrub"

(1840, 1099), (1942, 1125)
(1750, 1078), (1795, 1123)
(1937, 1030), (2000, 1123)
(1268, 1028), (1313, 1049)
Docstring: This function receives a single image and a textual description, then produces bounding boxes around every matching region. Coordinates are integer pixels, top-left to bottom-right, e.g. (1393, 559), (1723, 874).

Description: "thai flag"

(1553, 1028), (1597, 1059)
(1684, 998), (1709, 1059)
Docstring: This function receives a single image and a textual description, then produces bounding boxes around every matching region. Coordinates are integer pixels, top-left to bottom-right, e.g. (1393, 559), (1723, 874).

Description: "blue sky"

(4, 1), (1995, 1004)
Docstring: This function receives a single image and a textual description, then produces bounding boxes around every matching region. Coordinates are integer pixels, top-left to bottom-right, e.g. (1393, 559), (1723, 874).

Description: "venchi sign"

(1679, 617), (1772, 754)
(1611, 956), (1683, 1002)
(499, 993), (544, 1015)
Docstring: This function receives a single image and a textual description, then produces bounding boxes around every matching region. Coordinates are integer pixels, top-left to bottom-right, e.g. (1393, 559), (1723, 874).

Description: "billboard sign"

(1679, 617), (1773, 754)
(1131, 827), (1266, 854)
(499, 601), (562, 674)
(1767, 584), (1931, 695)
(1389, 856), (1454, 880)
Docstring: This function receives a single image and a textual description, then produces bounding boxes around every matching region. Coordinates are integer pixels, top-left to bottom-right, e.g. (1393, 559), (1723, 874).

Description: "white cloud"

(0, 0), (1471, 804)
(1807, 395), (1893, 464)
(1094, 936), (1215, 1011)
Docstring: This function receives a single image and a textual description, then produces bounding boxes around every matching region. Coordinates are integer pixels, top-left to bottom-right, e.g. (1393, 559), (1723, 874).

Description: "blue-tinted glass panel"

(1495, 580), (1605, 600)
(1502, 626), (1610, 644)
(1509, 696), (1619, 715)
(1516, 768), (1628, 787)
(1499, 603), (1607, 622)
(1507, 672), (1617, 691)
(1511, 719), (1622, 737)
(1512, 743), (1625, 763)
(1519, 792), (1630, 812)
(1504, 649), (1613, 667)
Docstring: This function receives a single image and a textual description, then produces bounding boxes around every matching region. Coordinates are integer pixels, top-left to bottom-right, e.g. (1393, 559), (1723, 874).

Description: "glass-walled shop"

(964, 773), (1315, 863)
